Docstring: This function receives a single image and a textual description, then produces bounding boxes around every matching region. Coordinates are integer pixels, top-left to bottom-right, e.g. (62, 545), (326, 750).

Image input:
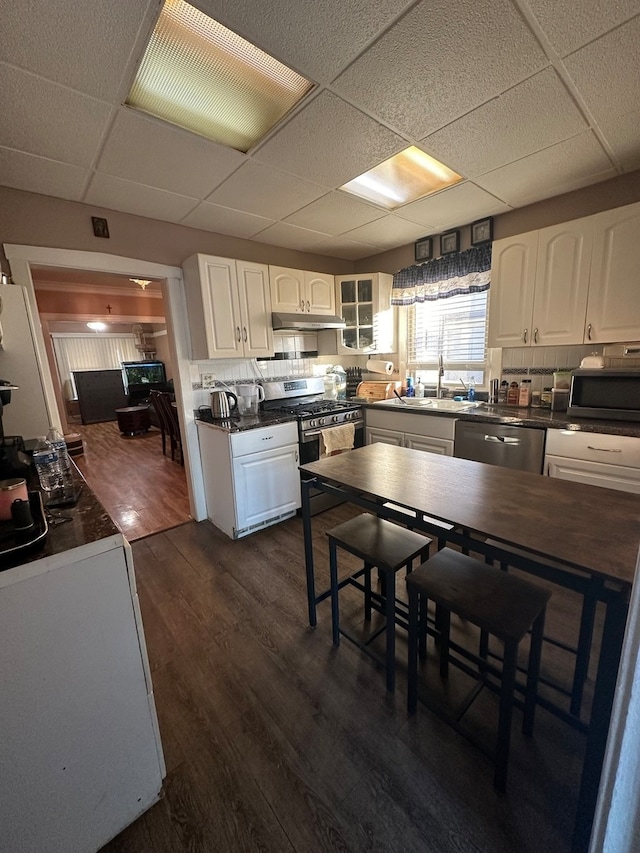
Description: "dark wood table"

(115, 406), (151, 436)
(299, 443), (640, 853)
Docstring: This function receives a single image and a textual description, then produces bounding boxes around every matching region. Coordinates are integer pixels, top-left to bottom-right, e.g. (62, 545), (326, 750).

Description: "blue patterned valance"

(391, 244), (492, 305)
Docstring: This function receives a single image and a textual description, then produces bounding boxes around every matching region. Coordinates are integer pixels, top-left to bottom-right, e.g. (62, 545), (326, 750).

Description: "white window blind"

(52, 334), (139, 399)
(407, 290), (488, 385)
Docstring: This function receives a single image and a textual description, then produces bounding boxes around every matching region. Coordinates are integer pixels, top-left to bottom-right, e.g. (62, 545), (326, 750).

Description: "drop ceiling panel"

(85, 173), (198, 223)
(284, 191), (386, 235)
(333, 0), (548, 139)
(477, 132), (615, 207)
(206, 162), (326, 219)
(97, 109), (245, 199)
(341, 215), (428, 249)
(0, 64), (112, 167)
(523, 0), (640, 56)
(181, 202), (274, 237)
(563, 17), (640, 123)
(197, 0), (413, 82)
(423, 69), (587, 178)
(0, 148), (88, 201)
(400, 182), (512, 229)
(254, 92), (406, 187)
(313, 235), (380, 260)
(252, 222), (335, 253)
(0, 0), (153, 101)
(604, 110), (640, 170)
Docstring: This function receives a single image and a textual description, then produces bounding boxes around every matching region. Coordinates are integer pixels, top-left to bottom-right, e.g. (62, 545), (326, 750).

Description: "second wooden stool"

(327, 513), (431, 692)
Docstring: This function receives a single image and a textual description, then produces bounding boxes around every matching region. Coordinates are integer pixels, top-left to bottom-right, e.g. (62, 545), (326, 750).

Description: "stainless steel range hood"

(271, 311), (346, 331)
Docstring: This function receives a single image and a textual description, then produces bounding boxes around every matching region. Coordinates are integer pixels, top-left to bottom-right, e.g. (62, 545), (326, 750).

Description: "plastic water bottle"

(405, 377), (415, 397)
(467, 377), (476, 402)
(33, 436), (63, 493)
(46, 428), (74, 495)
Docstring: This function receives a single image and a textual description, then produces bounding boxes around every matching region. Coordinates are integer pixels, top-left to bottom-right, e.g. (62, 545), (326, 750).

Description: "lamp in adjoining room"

(87, 322), (107, 331)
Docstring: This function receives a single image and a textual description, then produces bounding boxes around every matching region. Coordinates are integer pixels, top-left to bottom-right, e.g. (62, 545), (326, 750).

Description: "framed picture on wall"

(440, 230), (460, 255)
(471, 216), (493, 245)
(414, 236), (433, 262)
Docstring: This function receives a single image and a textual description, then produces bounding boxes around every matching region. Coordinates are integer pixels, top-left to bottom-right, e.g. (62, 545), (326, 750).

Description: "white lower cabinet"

(198, 421), (301, 539)
(545, 429), (640, 493)
(366, 408), (455, 456)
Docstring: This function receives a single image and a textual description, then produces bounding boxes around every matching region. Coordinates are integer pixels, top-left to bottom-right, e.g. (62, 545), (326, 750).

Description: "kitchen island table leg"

(301, 477), (317, 627)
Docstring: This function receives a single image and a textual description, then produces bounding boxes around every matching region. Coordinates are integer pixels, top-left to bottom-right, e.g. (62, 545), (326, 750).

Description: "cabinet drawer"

(365, 407), (456, 440)
(545, 429), (640, 469)
(231, 422), (298, 456)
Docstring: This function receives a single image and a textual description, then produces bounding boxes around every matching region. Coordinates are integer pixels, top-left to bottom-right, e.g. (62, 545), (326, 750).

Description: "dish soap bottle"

(467, 377), (475, 402)
(415, 377), (425, 398)
(405, 376), (415, 397)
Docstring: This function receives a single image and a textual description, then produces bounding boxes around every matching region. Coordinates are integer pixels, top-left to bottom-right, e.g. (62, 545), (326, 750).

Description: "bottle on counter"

(405, 376), (415, 397)
(518, 379), (532, 407)
(46, 427), (75, 497)
(32, 436), (63, 494)
(467, 377), (475, 402)
(531, 390), (542, 407)
(507, 381), (519, 406)
(498, 380), (509, 404)
(541, 387), (552, 408)
(414, 377), (425, 398)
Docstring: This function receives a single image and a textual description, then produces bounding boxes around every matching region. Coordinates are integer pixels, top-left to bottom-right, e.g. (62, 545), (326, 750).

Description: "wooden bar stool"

(327, 513), (431, 692)
(406, 547), (550, 791)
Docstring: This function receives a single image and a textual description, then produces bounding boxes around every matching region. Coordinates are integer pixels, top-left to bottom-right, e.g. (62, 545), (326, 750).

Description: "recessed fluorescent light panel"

(127, 0), (314, 152)
(341, 146), (463, 209)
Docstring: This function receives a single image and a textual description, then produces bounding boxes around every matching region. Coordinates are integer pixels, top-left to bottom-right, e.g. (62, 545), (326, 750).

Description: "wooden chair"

(148, 390), (170, 456)
(327, 513), (431, 692)
(149, 391), (183, 465)
(406, 547), (550, 792)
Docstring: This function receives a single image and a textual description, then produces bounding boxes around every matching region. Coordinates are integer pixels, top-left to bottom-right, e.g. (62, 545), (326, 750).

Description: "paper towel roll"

(366, 359), (394, 375)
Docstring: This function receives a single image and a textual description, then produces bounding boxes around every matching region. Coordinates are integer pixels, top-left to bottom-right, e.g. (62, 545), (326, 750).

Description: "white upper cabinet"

(487, 232), (538, 348)
(586, 201), (640, 343)
(183, 254), (274, 360)
(269, 266), (335, 315)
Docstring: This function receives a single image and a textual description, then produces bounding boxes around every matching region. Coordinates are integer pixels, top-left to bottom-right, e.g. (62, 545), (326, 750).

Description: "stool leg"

(523, 609), (546, 736)
(495, 640), (517, 792)
(364, 561), (372, 621)
(407, 587), (419, 714)
(570, 583), (600, 717)
(418, 595), (428, 660)
(479, 629), (489, 675)
(329, 540), (340, 647)
(439, 608), (451, 679)
(384, 567), (396, 692)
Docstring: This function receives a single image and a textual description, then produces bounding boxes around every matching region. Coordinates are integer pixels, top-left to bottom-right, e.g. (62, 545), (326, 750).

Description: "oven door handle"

(301, 423), (362, 442)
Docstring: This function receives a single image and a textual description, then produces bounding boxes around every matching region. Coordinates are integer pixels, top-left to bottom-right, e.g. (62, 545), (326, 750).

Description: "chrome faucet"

(437, 354), (445, 398)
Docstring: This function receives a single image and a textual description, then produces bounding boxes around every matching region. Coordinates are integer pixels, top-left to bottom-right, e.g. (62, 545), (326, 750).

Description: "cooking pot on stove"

(211, 390), (238, 418)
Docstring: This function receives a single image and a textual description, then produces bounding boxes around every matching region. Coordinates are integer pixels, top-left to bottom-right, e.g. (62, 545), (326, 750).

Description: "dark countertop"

(195, 407), (298, 433)
(364, 400), (640, 438)
(0, 465), (120, 573)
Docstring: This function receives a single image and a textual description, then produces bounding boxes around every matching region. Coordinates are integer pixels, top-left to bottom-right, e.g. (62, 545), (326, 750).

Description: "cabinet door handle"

(523, 328), (528, 343)
(236, 326), (241, 342)
(243, 326), (248, 342)
(300, 299), (305, 311)
(587, 446), (622, 453)
(306, 300), (310, 312)
(587, 323), (592, 340)
(533, 328), (538, 344)
(295, 450), (299, 462)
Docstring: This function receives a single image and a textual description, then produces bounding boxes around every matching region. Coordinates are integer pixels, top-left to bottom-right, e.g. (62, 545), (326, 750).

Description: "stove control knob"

(331, 415), (339, 423)
(309, 419), (317, 428)
(318, 417), (326, 426)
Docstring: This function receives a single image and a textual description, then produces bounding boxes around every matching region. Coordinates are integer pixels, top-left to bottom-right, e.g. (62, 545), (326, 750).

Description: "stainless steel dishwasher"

(454, 420), (546, 473)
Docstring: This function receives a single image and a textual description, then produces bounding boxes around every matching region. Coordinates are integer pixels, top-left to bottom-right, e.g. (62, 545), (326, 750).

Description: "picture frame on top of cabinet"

(471, 216), (493, 245)
(414, 236), (433, 262)
(440, 229), (460, 255)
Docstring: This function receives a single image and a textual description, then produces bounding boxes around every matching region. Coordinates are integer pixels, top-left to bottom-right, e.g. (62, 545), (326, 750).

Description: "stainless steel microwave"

(568, 369), (640, 421)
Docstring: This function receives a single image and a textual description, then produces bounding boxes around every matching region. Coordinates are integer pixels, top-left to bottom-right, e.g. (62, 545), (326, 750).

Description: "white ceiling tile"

(254, 92), (406, 187)
(523, 0), (640, 56)
(206, 162), (326, 219)
(84, 173), (198, 223)
(603, 109), (640, 170)
(97, 108), (245, 199)
(341, 215), (428, 249)
(0, 147), (88, 200)
(312, 236), (380, 261)
(284, 191), (386, 235)
(181, 202), (274, 237)
(197, 0), (413, 82)
(399, 183), (512, 229)
(333, 0), (547, 139)
(0, 63), (112, 167)
(0, 0), (152, 100)
(476, 132), (615, 207)
(252, 222), (335, 253)
(564, 17), (640, 123)
(423, 69), (587, 177)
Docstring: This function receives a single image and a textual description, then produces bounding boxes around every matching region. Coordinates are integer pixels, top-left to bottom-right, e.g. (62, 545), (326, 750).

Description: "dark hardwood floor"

(72, 420), (191, 541)
(101, 506), (594, 853)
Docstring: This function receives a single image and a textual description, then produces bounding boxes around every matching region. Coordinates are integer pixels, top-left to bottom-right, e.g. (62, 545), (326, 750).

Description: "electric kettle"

(210, 390), (238, 418)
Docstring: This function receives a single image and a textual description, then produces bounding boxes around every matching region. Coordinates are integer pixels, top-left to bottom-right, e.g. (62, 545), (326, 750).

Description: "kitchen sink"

(401, 398), (483, 411)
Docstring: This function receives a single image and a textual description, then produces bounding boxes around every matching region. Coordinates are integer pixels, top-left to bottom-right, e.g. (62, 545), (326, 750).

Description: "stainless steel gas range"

(262, 377), (364, 514)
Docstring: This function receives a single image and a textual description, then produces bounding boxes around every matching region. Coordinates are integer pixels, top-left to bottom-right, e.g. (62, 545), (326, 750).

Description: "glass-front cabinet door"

(336, 273), (394, 353)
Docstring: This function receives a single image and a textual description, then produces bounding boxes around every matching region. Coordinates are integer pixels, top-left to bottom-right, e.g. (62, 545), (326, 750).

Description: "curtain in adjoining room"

(52, 335), (139, 399)
(391, 244), (492, 305)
